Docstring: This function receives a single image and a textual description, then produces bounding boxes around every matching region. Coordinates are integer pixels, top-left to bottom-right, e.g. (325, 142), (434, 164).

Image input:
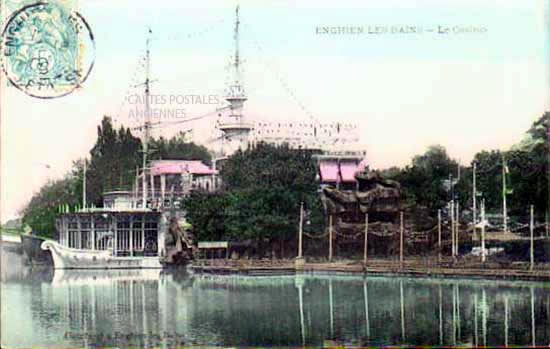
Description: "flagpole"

(473, 162), (476, 240)
(502, 154), (508, 233)
(82, 160), (87, 210)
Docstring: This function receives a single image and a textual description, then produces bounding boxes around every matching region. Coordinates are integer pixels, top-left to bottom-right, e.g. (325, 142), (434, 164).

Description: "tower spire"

(218, 4), (253, 156)
(227, 4), (246, 101)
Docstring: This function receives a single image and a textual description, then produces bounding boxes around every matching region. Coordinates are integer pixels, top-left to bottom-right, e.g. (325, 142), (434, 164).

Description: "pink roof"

(319, 161), (339, 182)
(151, 160), (216, 176)
(340, 162), (359, 182)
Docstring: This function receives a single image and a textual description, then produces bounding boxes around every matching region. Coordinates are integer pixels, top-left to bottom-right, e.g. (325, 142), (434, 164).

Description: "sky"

(1, 0), (549, 222)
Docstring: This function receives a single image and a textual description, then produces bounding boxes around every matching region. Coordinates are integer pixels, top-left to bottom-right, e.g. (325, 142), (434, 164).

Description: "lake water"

(1, 249), (549, 347)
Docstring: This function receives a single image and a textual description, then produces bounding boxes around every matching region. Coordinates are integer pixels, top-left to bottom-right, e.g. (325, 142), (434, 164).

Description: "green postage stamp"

(1, 0), (94, 98)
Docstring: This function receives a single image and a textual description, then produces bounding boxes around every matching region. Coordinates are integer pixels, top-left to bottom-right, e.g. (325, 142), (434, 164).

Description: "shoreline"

(190, 258), (550, 282)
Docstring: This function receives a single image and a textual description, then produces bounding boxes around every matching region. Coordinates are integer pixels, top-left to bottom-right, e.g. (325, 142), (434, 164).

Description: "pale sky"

(1, 0), (549, 222)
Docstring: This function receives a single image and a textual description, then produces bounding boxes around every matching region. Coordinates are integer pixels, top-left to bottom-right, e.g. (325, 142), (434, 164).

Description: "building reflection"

(7, 269), (549, 348)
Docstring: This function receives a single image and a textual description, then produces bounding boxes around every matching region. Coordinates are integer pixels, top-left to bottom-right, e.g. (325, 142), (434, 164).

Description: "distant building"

(136, 159), (219, 209)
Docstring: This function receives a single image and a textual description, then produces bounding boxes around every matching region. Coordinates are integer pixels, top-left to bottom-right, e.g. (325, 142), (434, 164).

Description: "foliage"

(459, 113), (548, 216)
(184, 142), (322, 243)
(21, 116), (212, 236)
(182, 191), (229, 242)
(387, 145), (459, 210)
(506, 112), (548, 215)
(150, 132), (212, 165)
(386, 112), (549, 217)
(86, 116), (142, 205)
(20, 176), (80, 238)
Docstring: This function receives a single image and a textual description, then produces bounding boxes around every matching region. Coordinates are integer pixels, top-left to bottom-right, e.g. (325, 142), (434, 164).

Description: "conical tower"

(218, 5), (253, 155)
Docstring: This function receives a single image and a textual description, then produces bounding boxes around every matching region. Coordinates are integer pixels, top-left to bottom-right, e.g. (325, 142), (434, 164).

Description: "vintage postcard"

(1, 0), (549, 347)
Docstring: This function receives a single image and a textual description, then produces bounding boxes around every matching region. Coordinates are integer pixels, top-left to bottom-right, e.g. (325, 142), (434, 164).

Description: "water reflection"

(2, 258), (550, 347)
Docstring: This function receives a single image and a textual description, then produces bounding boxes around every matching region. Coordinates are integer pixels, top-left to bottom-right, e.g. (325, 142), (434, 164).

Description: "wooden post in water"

(474, 292), (478, 347)
(530, 205), (534, 271)
(439, 284), (443, 345)
(400, 211), (404, 268)
(329, 279), (334, 338)
(438, 209), (442, 262)
(531, 286), (536, 347)
(363, 279), (370, 338)
(298, 202), (303, 259)
(298, 282), (305, 346)
(482, 288), (487, 347)
(504, 295), (508, 348)
(363, 213), (368, 265)
(457, 285), (461, 340)
(451, 285), (456, 346)
(400, 280), (405, 342)
(329, 215), (333, 262)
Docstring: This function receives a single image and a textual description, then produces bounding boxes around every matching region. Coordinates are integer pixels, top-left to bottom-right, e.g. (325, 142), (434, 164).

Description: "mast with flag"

(142, 28), (153, 209)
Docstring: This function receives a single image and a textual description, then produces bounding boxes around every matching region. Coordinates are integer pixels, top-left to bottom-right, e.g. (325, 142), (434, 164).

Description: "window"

(144, 215), (158, 256)
(80, 216), (91, 249)
(132, 216), (144, 254)
(68, 217), (78, 249)
(116, 215), (131, 256)
(93, 215), (110, 250)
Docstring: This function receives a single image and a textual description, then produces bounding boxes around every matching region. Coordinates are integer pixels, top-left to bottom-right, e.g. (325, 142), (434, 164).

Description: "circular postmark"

(1, 2), (95, 99)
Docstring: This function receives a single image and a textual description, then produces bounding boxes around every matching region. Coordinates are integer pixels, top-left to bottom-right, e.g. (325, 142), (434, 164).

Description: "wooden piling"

(530, 205), (534, 271)
(329, 215), (333, 262)
(364, 213), (368, 265)
(400, 211), (404, 268)
(531, 286), (536, 347)
(438, 209), (441, 262)
(298, 202), (303, 258)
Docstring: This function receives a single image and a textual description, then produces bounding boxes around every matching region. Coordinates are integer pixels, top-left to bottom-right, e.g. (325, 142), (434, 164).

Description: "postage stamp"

(1, 1), (94, 98)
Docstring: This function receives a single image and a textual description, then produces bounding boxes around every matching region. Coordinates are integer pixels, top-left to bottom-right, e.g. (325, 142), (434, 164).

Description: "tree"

(87, 116), (142, 205)
(183, 142), (322, 255)
(20, 175), (80, 238)
(150, 132), (212, 165)
(388, 145), (458, 210)
(182, 191), (229, 242)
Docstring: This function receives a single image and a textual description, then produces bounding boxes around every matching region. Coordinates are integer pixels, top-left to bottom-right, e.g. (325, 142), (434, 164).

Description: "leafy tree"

(462, 113), (548, 217)
(21, 117), (213, 236)
(389, 145), (458, 210)
(184, 142), (322, 254)
(182, 191), (229, 241)
(468, 150), (502, 212)
(86, 116), (142, 205)
(20, 176), (81, 238)
(150, 132), (212, 165)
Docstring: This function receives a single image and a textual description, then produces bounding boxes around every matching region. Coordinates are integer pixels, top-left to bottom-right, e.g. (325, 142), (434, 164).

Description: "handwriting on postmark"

(1, 2), (95, 99)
